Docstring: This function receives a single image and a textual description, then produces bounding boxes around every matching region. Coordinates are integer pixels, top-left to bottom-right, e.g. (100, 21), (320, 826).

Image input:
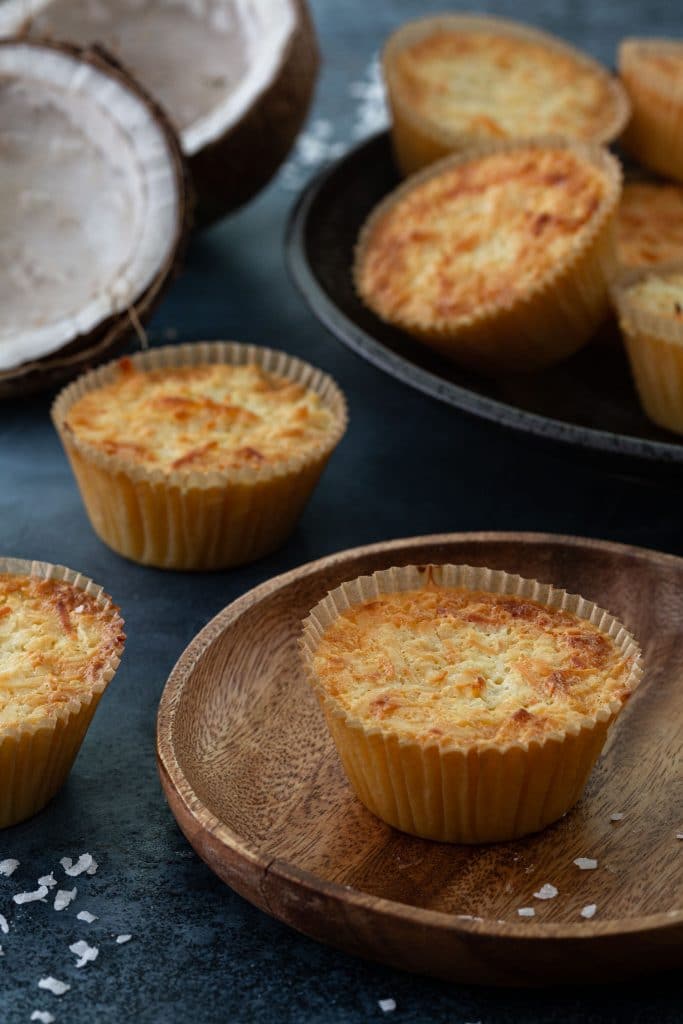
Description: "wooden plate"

(285, 132), (683, 479)
(157, 532), (683, 985)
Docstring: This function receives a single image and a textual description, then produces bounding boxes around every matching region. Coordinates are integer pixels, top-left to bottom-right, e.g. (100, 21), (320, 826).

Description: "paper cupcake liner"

(354, 138), (622, 374)
(612, 262), (683, 434)
(301, 564), (642, 844)
(620, 40), (683, 184)
(384, 14), (630, 176)
(52, 342), (348, 570)
(0, 557), (124, 828)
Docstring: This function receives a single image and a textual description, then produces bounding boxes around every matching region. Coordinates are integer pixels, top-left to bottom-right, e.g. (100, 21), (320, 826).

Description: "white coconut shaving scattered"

(0, 914), (9, 935)
(676, 833), (683, 841)
(86, 857), (98, 876)
(115, 934), (132, 944)
(280, 55), (388, 191)
(518, 907), (535, 917)
(61, 853), (94, 877)
(38, 977), (70, 996)
(31, 1013), (55, 1023)
(574, 858), (598, 870)
(581, 904), (597, 919)
(38, 873), (57, 889)
(610, 812), (624, 822)
(77, 910), (98, 924)
(378, 998), (396, 1013)
(74, 604), (86, 613)
(533, 883), (558, 900)
(0, 859), (19, 877)
(70, 939), (99, 968)
(13, 885), (48, 905)
(54, 887), (77, 911)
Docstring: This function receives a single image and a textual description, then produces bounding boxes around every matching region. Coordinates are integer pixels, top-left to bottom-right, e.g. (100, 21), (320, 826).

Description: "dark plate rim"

(284, 130), (683, 469)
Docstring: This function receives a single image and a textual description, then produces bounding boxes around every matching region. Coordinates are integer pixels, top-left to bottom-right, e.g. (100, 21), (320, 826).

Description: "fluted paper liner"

(354, 138), (622, 375)
(301, 563), (642, 844)
(384, 14), (630, 176)
(52, 342), (348, 570)
(612, 262), (683, 434)
(620, 39), (683, 184)
(0, 557), (124, 828)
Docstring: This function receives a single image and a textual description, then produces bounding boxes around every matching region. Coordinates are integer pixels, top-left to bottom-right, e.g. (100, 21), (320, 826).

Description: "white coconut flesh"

(0, 43), (180, 372)
(0, 0), (297, 156)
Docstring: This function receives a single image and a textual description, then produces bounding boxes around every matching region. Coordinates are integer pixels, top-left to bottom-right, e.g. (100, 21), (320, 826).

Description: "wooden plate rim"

(156, 531), (683, 943)
(284, 132), (683, 469)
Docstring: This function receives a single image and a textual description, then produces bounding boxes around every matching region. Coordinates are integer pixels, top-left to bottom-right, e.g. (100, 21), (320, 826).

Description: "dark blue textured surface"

(1, 2), (682, 1021)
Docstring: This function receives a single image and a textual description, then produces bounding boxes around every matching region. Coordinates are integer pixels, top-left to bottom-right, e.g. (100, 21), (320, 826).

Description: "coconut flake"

(518, 907), (535, 917)
(38, 977), (70, 996)
(533, 883), (558, 900)
(0, 914), (8, 934)
(13, 885), (48, 904)
(38, 873), (57, 889)
(676, 833), (683, 841)
(610, 812), (624, 822)
(115, 934), (132, 944)
(378, 998), (396, 1013)
(574, 858), (598, 870)
(0, 859), (19, 877)
(581, 904), (597, 919)
(31, 1013), (55, 1023)
(54, 887), (77, 911)
(77, 910), (98, 924)
(70, 939), (99, 967)
(61, 853), (93, 877)
(86, 857), (98, 876)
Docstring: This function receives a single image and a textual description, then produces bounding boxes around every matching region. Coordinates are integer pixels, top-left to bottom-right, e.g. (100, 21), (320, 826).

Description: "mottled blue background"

(1, 1), (681, 1021)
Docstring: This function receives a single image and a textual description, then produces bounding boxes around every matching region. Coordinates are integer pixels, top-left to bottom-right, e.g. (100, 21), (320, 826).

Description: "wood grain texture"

(156, 532), (683, 986)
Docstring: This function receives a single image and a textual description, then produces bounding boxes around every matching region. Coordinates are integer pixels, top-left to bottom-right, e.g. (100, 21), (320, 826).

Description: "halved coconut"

(0, 39), (188, 395)
(0, 0), (320, 223)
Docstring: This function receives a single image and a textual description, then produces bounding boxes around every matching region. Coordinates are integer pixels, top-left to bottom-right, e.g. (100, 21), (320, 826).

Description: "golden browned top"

(390, 29), (616, 141)
(64, 359), (337, 474)
(356, 147), (609, 329)
(0, 574), (124, 729)
(618, 183), (683, 268)
(621, 269), (683, 320)
(312, 587), (633, 745)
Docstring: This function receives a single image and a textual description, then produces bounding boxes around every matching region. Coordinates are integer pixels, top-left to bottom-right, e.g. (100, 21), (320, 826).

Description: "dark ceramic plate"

(285, 131), (683, 479)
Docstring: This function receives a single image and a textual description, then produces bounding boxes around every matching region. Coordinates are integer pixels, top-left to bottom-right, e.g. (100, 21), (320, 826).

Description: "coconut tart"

(354, 139), (621, 374)
(52, 343), (347, 570)
(383, 13), (629, 174)
(0, 0), (319, 222)
(618, 182), (683, 268)
(301, 564), (641, 843)
(0, 558), (124, 828)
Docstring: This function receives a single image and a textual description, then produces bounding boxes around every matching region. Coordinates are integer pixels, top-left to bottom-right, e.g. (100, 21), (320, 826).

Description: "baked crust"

(384, 14), (629, 175)
(311, 586), (633, 746)
(619, 268), (683, 320)
(391, 27), (615, 141)
(63, 357), (337, 474)
(0, 573), (124, 729)
(619, 39), (683, 183)
(354, 140), (620, 372)
(618, 183), (683, 268)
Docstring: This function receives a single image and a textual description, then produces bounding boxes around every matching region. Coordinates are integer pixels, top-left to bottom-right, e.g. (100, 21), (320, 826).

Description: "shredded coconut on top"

(533, 883), (558, 900)
(0, 859), (19, 877)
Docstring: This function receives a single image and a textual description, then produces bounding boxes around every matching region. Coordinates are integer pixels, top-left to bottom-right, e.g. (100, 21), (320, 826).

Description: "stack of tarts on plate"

(353, 13), (683, 434)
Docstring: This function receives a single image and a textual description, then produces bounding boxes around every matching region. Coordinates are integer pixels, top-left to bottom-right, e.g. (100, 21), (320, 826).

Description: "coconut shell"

(190, 0), (320, 225)
(0, 38), (190, 399)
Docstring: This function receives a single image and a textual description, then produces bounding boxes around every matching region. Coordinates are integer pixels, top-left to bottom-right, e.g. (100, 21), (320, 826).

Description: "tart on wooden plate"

(0, 558), (124, 828)
(301, 563), (641, 843)
(354, 138), (622, 374)
(52, 343), (347, 570)
(383, 13), (629, 175)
